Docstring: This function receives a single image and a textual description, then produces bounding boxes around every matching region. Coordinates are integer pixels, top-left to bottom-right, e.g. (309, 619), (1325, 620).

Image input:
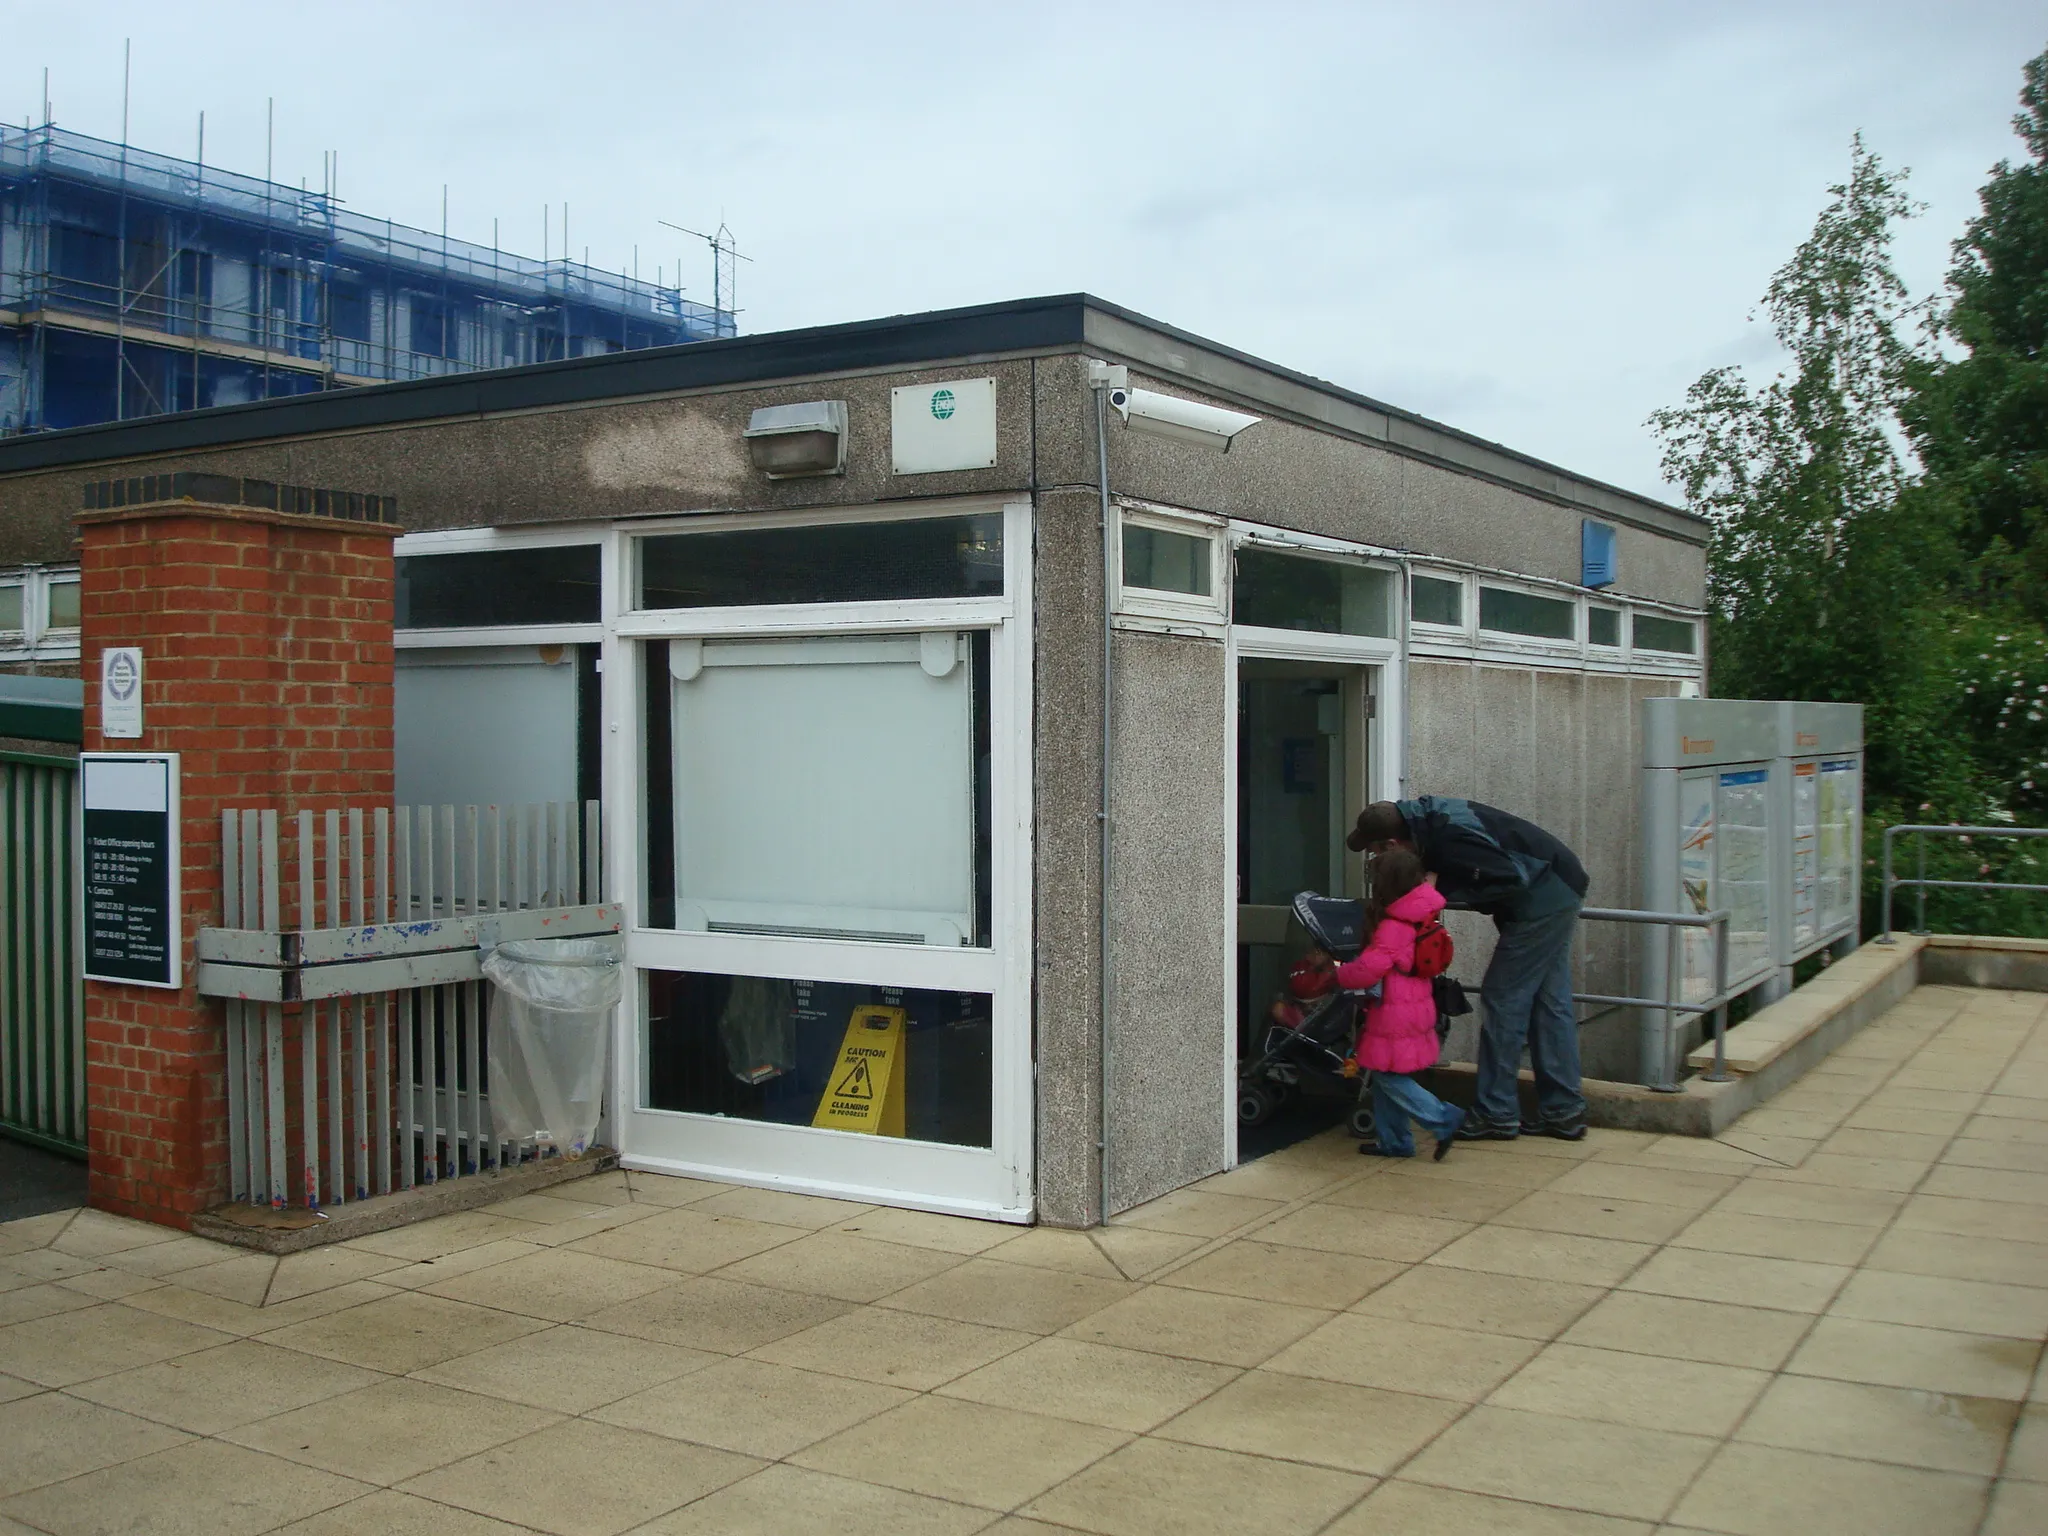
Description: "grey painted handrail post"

(1656, 921), (1681, 1092)
(1700, 910), (1732, 1083)
(1915, 830), (1929, 935)
(1878, 825), (1896, 943)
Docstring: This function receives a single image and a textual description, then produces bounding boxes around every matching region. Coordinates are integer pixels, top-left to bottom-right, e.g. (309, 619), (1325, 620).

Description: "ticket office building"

(0, 296), (1708, 1225)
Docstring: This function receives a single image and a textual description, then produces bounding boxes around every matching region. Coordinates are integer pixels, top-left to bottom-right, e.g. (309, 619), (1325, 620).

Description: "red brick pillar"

(77, 492), (397, 1227)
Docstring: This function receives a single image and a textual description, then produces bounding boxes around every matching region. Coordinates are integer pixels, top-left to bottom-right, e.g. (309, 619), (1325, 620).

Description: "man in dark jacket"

(1346, 797), (1589, 1140)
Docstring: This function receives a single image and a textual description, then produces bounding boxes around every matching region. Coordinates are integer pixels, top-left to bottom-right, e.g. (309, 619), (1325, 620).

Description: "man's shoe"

(1454, 1117), (1519, 1142)
(1521, 1115), (1588, 1142)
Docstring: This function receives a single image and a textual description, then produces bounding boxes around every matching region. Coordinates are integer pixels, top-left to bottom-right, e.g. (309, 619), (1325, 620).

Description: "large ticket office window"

(611, 500), (1033, 1220)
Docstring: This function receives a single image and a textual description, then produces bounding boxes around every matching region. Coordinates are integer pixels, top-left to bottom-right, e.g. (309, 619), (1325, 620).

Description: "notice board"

(81, 753), (181, 988)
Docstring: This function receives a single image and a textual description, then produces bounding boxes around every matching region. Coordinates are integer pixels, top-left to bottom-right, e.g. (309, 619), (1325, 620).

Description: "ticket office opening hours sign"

(81, 753), (181, 988)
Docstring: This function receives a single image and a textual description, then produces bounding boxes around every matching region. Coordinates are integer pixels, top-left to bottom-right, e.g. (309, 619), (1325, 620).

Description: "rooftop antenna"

(40, 66), (48, 126)
(659, 219), (749, 318)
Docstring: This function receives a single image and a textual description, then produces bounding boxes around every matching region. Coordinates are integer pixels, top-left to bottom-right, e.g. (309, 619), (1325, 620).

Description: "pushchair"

(1237, 892), (1379, 1140)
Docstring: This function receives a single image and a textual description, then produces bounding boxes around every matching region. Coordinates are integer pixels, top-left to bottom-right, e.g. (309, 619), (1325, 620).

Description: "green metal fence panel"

(1, 750), (85, 1157)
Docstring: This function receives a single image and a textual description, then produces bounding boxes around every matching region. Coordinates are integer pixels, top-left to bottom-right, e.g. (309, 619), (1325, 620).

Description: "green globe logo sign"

(930, 388), (956, 420)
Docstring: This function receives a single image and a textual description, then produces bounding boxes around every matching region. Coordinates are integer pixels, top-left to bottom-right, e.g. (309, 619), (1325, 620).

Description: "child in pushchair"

(1238, 873), (1473, 1145)
(1237, 891), (1381, 1141)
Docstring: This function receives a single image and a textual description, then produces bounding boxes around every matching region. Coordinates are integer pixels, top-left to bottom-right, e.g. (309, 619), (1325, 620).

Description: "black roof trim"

(0, 296), (1089, 472)
(0, 292), (1693, 531)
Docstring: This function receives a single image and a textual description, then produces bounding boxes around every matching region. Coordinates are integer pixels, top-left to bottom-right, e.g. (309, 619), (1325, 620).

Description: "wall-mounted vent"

(1582, 519), (1617, 589)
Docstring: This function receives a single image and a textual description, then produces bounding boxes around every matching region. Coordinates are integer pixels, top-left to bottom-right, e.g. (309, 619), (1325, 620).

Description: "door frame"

(1222, 525), (1406, 1168)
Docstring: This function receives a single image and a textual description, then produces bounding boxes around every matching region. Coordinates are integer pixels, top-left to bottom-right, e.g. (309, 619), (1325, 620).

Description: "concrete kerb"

(188, 1147), (619, 1255)
(1919, 933), (2048, 991)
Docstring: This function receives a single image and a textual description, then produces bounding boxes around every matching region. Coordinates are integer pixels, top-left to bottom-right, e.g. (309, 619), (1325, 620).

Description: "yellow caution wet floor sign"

(812, 1005), (906, 1136)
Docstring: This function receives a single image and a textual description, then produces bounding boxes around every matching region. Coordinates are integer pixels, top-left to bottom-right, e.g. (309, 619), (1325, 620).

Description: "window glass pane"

(44, 579), (81, 630)
(1234, 549), (1392, 636)
(1122, 524), (1212, 596)
(396, 546), (600, 628)
(644, 631), (992, 948)
(0, 586), (22, 635)
(644, 972), (993, 1149)
(1587, 605), (1621, 647)
(1479, 585), (1576, 640)
(641, 514), (1001, 609)
(1634, 614), (1698, 654)
(1410, 574), (1463, 627)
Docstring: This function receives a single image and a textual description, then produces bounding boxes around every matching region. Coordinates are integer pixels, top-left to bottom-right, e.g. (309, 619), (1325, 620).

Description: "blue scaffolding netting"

(0, 123), (735, 435)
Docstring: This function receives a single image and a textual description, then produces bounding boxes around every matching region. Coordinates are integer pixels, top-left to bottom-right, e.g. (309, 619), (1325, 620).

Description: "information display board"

(1790, 761), (1820, 950)
(1718, 768), (1773, 984)
(80, 753), (181, 988)
(1818, 757), (1861, 937)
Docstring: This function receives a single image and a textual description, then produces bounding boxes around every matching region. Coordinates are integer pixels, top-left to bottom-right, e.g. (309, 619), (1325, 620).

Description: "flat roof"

(0, 293), (1701, 543)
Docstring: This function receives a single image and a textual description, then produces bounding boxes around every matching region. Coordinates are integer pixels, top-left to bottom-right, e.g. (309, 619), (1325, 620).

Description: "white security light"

(744, 400), (848, 478)
(1109, 386), (1260, 452)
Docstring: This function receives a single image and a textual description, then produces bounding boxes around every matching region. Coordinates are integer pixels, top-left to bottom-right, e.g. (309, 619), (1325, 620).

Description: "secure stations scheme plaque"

(81, 753), (181, 988)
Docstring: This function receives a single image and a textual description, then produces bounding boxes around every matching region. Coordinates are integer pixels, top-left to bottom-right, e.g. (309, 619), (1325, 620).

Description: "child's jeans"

(1371, 1071), (1463, 1155)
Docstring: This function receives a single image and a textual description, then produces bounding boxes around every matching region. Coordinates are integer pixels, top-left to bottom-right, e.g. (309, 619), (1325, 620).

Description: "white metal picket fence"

(197, 802), (618, 1209)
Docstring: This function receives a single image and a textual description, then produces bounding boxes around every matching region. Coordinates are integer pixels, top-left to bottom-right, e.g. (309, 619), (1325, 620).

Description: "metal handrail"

(1574, 906), (1734, 1090)
(1878, 824), (2048, 942)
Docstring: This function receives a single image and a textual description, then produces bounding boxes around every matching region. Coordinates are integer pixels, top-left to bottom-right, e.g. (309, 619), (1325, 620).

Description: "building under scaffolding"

(0, 123), (735, 436)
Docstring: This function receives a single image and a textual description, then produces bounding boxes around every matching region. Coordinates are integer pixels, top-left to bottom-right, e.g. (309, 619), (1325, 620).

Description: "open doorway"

(1235, 658), (1374, 1158)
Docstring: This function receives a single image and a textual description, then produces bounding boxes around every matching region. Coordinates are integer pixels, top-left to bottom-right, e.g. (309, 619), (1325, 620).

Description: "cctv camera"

(1111, 387), (1260, 452)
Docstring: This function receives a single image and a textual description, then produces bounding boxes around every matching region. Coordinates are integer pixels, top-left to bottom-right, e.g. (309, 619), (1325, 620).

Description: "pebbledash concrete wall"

(76, 500), (395, 1224)
(1407, 663), (1685, 1082)
(0, 298), (1708, 1225)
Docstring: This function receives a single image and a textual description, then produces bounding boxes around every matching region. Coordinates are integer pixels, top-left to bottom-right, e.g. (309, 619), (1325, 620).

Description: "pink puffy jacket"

(1335, 883), (1448, 1076)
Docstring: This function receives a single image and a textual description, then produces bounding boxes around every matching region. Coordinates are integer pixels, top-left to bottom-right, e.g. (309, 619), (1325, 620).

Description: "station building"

(0, 295), (1706, 1225)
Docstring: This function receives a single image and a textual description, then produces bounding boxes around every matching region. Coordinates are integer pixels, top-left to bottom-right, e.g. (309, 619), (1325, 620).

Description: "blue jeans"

(1475, 901), (1584, 1128)
(1372, 1071), (1463, 1155)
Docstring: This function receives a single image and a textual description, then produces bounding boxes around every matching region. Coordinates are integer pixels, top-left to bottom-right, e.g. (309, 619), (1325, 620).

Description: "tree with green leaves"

(1906, 47), (2048, 617)
(1649, 138), (1962, 805)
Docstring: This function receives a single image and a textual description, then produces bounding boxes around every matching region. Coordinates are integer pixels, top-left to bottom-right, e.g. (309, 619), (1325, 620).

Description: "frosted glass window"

(670, 632), (977, 945)
(1234, 550), (1392, 636)
(42, 579), (79, 630)
(1410, 575), (1462, 627)
(0, 586), (21, 636)
(1588, 606), (1621, 647)
(1635, 614), (1697, 654)
(396, 651), (578, 811)
(1479, 585), (1575, 640)
(1122, 524), (1212, 596)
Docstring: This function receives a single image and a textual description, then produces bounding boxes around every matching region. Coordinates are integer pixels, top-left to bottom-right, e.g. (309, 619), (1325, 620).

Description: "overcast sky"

(6, 2), (2042, 500)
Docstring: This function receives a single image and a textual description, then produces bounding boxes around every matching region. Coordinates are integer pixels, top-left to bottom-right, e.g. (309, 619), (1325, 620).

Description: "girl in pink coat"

(1335, 847), (1466, 1159)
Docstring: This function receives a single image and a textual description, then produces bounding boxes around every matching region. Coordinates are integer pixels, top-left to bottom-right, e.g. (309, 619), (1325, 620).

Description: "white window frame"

(1585, 602), (1625, 657)
(606, 496), (1035, 1222)
(1476, 581), (1581, 658)
(1399, 558), (1704, 682)
(1630, 610), (1703, 666)
(1220, 517), (1405, 1169)
(1229, 528), (1404, 651)
(393, 525), (605, 650)
(1113, 500), (1227, 632)
(0, 566), (82, 662)
(1406, 569), (1470, 639)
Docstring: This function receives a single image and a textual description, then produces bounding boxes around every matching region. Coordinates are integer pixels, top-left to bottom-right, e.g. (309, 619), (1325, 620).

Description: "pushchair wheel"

(1237, 1083), (1279, 1127)
(1348, 1104), (1378, 1140)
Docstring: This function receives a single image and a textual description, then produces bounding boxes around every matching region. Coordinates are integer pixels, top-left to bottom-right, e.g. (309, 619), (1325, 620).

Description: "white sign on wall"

(891, 377), (998, 475)
(100, 647), (144, 739)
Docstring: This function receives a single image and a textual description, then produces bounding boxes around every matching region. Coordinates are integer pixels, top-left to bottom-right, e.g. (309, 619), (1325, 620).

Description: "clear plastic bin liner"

(484, 936), (624, 1157)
